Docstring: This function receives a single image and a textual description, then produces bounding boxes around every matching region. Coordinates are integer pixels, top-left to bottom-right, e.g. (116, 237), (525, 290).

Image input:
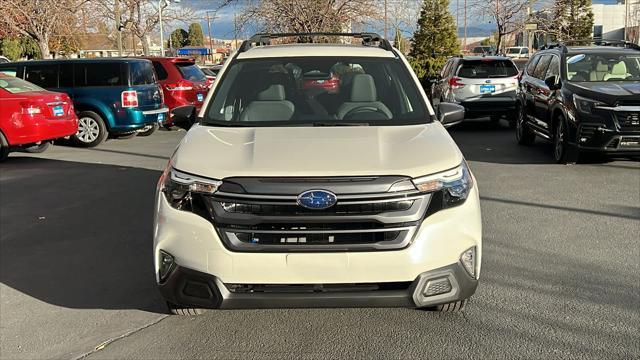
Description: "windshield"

(202, 56), (429, 127)
(457, 59), (518, 78)
(176, 63), (206, 82)
(0, 76), (44, 94)
(507, 48), (521, 54)
(566, 52), (640, 82)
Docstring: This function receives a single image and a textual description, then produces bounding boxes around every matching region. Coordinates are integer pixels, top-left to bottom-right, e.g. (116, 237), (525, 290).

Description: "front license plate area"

(197, 93), (204, 102)
(619, 137), (640, 148)
(157, 113), (165, 123)
(480, 85), (496, 94)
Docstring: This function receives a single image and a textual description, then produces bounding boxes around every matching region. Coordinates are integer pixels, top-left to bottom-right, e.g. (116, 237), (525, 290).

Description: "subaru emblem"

(485, 80), (491, 84)
(297, 190), (337, 210)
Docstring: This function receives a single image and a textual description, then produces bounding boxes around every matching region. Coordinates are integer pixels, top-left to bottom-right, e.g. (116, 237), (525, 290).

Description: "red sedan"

(0, 74), (78, 161)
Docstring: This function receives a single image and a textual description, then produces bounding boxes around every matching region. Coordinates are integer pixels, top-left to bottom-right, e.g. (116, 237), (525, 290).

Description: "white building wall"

(592, 4), (626, 40)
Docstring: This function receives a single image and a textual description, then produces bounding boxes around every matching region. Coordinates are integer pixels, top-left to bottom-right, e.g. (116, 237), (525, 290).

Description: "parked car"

(505, 46), (530, 59)
(432, 56), (519, 126)
(154, 33), (480, 315)
(200, 64), (223, 84)
(471, 46), (494, 56)
(516, 42), (640, 163)
(0, 74), (78, 161)
(0, 56), (10, 63)
(0, 58), (167, 147)
(143, 57), (211, 127)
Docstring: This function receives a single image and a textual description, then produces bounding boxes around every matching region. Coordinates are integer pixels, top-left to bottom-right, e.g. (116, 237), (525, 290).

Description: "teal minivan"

(0, 58), (168, 147)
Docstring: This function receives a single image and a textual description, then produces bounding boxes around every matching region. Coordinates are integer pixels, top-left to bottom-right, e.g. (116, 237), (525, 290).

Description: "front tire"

(73, 111), (107, 147)
(137, 123), (158, 137)
(516, 104), (535, 145)
(0, 132), (10, 162)
(425, 299), (467, 312)
(166, 302), (206, 316)
(553, 116), (579, 164)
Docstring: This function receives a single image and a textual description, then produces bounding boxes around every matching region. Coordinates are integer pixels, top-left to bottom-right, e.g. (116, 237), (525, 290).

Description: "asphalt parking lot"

(1, 121), (638, 359)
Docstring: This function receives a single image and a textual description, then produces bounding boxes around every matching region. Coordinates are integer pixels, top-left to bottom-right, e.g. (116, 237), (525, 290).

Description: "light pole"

(206, 10), (217, 61)
(159, 0), (181, 57)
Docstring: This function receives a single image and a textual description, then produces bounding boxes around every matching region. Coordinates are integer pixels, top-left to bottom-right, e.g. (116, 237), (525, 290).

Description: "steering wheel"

(343, 106), (390, 121)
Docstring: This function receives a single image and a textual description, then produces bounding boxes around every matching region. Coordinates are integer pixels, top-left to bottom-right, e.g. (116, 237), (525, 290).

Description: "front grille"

(195, 177), (432, 252)
(616, 112), (640, 132)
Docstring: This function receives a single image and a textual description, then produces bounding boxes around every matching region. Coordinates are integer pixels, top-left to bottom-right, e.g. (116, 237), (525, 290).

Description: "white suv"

(154, 33), (482, 315)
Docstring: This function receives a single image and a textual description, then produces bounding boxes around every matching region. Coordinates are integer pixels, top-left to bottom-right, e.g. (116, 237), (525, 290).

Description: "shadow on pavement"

(0, 157), (166, 313)
(448, 120), (555, 165)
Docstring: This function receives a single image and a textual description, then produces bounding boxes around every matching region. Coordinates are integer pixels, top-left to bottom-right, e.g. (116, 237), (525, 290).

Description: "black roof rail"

(552, 38), (640, 51)
(538, 43), (568, 52)
(238, 32), (394, 53)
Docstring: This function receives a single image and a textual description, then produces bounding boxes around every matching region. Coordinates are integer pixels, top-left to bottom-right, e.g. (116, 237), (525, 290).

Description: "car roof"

(237, 43), (395, 59)
(566, 46), (638, 53)
(3, 58), (151, 66)
(459, 56), (513, 61)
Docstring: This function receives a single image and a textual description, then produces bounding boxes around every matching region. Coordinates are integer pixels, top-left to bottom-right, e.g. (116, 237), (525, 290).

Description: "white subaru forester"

(154, 33), (481, 315)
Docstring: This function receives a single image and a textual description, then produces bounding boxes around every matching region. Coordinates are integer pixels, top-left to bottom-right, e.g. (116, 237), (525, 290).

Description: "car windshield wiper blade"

(312, 122), (370, 127)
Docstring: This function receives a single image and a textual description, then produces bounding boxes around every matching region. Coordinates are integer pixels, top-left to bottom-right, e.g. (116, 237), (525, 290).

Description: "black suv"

(515, 42), (640, 163)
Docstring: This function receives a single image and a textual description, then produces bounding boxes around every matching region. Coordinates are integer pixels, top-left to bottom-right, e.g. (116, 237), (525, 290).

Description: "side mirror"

(170, 105), (196, 129)
(544, 75), (561, 90)
(428, 75), (441, 84)
(437, 102), (465, 128)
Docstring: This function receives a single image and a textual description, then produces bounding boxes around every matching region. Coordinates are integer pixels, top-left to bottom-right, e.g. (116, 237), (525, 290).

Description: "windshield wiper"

(312, 122), (370, 127)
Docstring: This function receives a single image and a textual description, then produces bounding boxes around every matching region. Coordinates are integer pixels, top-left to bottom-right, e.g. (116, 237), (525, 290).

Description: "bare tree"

(227, 0), (377, 37)
(92, 0), (195, 55)
(0, 0), (91, 58)
(472, 0), (529, 53)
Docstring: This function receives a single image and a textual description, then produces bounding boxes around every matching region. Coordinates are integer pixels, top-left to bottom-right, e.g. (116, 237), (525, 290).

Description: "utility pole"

(456, 0), (459, 35)
(206, 11), (215, 61)
(115, 0), (122, 56)
(159, 0), (165, 57)
(464, 0), (467, 51)
(384, 0), (388, 39)
(234, 12), (238, 49)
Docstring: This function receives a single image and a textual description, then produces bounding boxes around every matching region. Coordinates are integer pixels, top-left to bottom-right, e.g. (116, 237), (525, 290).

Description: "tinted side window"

(533, 55), (552, 79)
(59, 63), (74, 87)
(526, 56), (540, 75)
(75, 63), (125, 87)
(0, 65), (19, 77)
(25, 65), (58, 88)
(545, 56), (560, 78)
(130, 61), (156, 85)
(152, 61), (168, 81)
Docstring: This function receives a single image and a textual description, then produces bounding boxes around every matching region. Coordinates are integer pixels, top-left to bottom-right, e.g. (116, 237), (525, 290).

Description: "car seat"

(603, 61), (628, 81)
(239, 84), (295, 121)
(336, 74), (392, 120)
(589, 61), (608, 81)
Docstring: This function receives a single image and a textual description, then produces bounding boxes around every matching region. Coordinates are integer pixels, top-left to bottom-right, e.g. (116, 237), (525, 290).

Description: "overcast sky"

(169, 0), (619, 40)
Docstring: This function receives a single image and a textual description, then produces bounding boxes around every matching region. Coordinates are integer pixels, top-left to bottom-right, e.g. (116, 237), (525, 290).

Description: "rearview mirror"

(170, 105), (196, 130)
(437, 102), (465, 128)
(544, 75), (561, 90)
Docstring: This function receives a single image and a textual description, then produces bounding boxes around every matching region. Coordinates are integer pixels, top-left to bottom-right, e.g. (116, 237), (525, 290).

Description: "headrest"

(596, 61), (608, 72)
(257, 84), (286, 101)
(350, 74), (377, 102)
(611, 61), (627, 75)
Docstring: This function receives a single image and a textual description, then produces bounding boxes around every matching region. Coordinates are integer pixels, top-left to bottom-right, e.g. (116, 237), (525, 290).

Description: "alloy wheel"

(77, 117), (100, 143)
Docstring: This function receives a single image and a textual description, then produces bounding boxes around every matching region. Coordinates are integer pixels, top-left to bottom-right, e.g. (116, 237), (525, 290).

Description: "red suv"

(144, 57), (211, 126)
(0, 74), (78, 161)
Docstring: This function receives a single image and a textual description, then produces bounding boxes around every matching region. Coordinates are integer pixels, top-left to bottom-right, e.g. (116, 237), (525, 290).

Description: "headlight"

(412, 162), (473, 208)
(573, 94), (605, 115)
(160, 167), (222, 210)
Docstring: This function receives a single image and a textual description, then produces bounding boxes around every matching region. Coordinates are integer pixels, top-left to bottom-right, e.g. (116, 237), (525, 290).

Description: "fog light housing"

(422, 277), (452, 297)
(460, 247), (476, 279)
(158, 250), (175, 283)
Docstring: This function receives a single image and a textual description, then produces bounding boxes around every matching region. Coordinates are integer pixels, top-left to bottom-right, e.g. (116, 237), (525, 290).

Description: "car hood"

(172, 123), (463, 180)
(566, 81), (640, 105)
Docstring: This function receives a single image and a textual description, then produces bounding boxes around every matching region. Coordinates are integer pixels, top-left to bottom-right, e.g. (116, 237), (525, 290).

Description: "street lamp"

(159, 0), (180, 57)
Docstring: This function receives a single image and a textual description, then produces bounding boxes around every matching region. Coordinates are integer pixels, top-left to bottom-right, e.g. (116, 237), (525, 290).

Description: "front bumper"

(158, 262), (478, 309)
(153, 183), (482, 308)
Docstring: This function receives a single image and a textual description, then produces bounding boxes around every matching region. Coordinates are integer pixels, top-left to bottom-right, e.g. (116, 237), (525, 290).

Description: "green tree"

(20, 37), (41, 59)
(409, 0), (459, 81)
(187, 23), (205, 46)
(169, 28), (188, 48)
(0, 38), (22, 60)
(393, 28), (408, 54)
(551, 0), (594, 42)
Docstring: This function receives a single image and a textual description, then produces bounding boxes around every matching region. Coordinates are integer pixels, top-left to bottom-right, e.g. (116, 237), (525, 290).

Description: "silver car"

(432, 56), (519, 126)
